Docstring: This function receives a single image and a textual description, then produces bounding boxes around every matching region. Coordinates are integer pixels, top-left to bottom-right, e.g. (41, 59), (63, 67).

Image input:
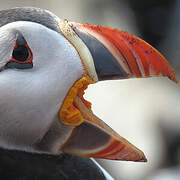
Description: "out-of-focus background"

(1, 0), (180, 179)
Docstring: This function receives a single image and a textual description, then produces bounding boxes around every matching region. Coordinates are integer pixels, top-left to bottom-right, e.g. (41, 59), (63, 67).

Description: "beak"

(58, 20), (178, 162)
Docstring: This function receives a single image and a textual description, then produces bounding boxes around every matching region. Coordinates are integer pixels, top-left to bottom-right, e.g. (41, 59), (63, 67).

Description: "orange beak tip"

(173, 76), (178, 84)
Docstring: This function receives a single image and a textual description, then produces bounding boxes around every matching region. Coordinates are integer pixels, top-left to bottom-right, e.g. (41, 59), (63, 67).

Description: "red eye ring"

(9, 40), (33, 64)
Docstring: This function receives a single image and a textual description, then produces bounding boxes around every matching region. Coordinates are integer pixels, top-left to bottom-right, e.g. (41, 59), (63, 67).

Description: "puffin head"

(0, 7), (177, 162)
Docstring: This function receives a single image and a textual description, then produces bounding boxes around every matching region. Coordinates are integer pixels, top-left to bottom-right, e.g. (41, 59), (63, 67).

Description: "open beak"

(58, 20), (178, 162)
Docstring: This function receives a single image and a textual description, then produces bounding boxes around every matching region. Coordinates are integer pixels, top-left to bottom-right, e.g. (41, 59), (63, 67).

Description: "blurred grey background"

(0, 0), (180, 179)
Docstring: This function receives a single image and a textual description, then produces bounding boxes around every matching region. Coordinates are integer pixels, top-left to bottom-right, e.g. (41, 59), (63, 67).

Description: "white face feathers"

(0, 21), (83, 153)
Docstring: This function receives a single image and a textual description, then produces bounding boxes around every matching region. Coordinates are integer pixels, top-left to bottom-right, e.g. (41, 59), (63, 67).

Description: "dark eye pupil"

(12, 46), (29, 61)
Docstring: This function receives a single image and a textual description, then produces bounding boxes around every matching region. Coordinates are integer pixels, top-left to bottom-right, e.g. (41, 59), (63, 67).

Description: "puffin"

(0, 7), (177, 180)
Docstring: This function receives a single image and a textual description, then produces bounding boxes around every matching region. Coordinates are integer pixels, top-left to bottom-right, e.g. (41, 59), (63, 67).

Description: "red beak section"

(62, 97), (146, 162)
(62, 121), (146, 162)
(71, 23), (178, 83)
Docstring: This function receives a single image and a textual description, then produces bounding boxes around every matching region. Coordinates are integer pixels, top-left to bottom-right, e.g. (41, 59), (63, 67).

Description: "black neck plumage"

(0, 148), (105, 180)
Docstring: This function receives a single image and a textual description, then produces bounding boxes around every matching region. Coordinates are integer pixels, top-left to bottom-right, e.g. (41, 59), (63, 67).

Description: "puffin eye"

(12, 45), (29, 61)
(6, 35), (33, 69)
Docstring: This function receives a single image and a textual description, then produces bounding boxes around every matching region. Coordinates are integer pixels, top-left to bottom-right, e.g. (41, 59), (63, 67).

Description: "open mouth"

(59, 76), (147, 161)
(58, 19), (177, 162)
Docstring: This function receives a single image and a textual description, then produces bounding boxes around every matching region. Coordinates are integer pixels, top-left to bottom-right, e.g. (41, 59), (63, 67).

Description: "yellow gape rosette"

(59, 76), (94, 126)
